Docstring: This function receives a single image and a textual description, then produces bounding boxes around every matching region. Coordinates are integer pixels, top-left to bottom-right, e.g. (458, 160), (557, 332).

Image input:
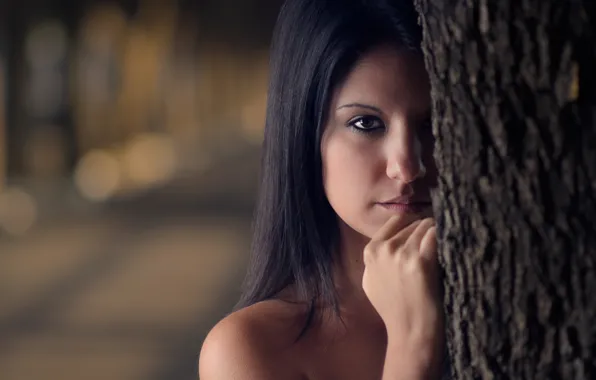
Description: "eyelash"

(346, 115), (434, 138)
(346, 115), (386, 135)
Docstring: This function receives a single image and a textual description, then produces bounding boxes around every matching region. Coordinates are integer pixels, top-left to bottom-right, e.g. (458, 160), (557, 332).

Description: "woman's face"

(321, 45), (437, 239)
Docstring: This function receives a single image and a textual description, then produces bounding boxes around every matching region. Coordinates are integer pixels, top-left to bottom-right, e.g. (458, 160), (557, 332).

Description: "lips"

(377, 201), (432, 213)
(380, 194), (430, 204)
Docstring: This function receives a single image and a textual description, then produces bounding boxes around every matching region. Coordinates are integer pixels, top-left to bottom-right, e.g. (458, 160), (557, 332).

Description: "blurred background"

(0, 0), (281, 379)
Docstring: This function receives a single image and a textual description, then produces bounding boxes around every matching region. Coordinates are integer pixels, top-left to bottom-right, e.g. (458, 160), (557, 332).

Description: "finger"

(403, 217), (435, 252)
(419, 225), (438, 261)
(373, 213), (424, 241)
(383, 219), (425, 251)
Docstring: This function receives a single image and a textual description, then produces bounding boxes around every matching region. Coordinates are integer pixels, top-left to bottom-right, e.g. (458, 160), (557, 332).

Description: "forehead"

(332, 45), (430, 115)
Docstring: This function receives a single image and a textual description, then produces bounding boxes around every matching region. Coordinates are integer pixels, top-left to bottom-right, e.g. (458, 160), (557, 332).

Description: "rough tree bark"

(414, 0), (596, 379)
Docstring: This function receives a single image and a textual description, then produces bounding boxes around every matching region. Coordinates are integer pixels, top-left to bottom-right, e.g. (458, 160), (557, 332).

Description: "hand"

(362, 213), (444, 371)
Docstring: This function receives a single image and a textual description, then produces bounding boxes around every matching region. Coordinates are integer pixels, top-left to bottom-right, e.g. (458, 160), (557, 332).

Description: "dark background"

(0, 1), (282, 379)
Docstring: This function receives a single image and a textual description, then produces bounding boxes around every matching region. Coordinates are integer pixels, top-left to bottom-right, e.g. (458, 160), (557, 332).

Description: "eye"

(347, 115), (385, 133)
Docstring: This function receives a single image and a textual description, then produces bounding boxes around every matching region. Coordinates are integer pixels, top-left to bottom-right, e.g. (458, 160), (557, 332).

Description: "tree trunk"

(415, 0), (596, 378)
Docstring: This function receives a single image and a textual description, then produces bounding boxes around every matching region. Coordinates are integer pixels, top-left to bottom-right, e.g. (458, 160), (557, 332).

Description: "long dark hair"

(236, 0), (423, 333)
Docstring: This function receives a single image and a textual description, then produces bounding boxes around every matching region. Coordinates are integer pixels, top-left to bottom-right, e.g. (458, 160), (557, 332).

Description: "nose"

(385, 128), (427, 183)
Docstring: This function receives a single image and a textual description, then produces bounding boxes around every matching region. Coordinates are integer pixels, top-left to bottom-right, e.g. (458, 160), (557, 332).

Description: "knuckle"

(363, 245), (376, 265)
(364, 239), (379, 252)
(406, 256), (425, 272)
(385, 239), (399, 252)
(377, 242), (390, 256)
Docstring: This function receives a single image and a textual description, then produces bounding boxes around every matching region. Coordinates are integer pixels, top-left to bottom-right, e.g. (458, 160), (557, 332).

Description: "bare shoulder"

(199, 300), (308, 380)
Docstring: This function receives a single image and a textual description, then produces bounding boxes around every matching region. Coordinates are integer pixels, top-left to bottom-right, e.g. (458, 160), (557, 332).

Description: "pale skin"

(199, 45), (443, 380)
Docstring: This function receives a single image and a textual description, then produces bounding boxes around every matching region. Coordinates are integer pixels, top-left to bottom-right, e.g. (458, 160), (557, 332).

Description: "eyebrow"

(336, 103), (383, 114)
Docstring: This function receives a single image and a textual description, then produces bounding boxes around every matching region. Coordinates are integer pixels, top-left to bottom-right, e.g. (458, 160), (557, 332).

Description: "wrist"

(384, 335), (442, 380)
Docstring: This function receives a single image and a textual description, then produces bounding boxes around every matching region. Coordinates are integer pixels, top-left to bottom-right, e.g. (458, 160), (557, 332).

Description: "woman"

(200, 0), (444, 378)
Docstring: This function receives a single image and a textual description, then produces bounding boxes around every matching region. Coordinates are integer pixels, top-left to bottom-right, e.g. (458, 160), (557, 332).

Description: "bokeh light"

(0, 187), (38, 235)
(122, 132), (177, 187)
(74, 149), (121, 202)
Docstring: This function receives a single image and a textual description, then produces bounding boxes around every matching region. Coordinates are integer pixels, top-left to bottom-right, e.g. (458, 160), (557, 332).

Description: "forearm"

(381, 336), (441, 380)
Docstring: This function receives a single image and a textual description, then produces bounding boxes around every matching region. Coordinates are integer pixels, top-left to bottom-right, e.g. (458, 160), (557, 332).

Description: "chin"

(337, 219), (375, 242)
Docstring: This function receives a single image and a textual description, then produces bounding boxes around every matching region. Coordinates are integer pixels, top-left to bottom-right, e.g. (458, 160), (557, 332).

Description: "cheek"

(321, 132), (379, 233)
